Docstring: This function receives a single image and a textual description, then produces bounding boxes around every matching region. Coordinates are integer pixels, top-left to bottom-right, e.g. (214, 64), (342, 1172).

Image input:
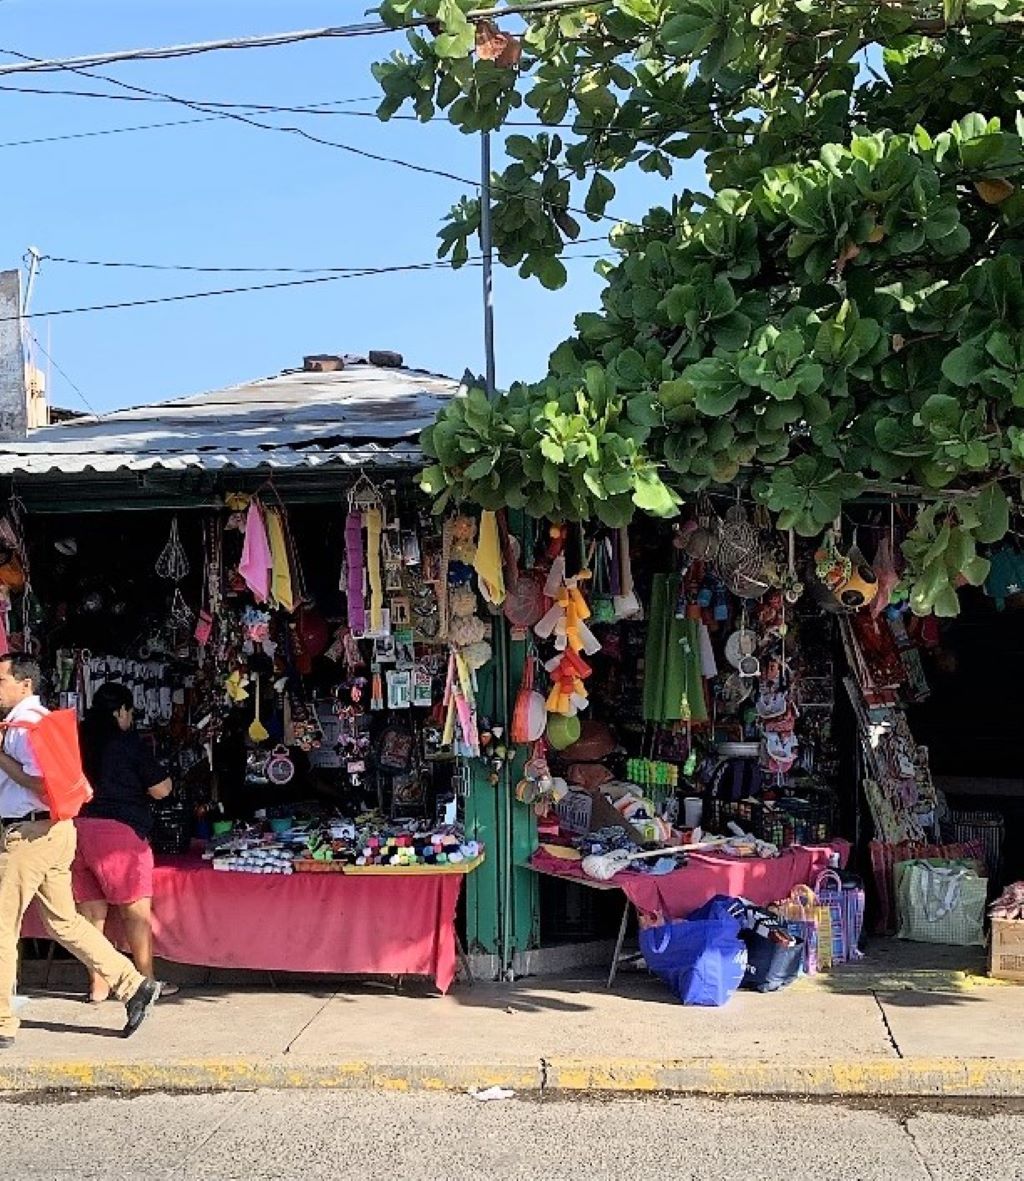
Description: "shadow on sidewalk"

(19, 1018), (124, 1038)
(871, 990), (985, 1009)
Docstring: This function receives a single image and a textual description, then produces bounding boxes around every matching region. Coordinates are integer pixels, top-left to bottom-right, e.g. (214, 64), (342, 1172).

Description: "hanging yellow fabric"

(365, 507), (384, 634)
(473, 510), (506, 606)
(264, 509), (295, 613)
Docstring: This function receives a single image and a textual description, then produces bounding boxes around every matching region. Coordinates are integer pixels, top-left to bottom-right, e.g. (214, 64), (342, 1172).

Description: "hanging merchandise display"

(13, 478), (493, 991)
(16, 429), (1024, 1000)
(493, 493), (1011, 998)
(238, 499), (272, 603)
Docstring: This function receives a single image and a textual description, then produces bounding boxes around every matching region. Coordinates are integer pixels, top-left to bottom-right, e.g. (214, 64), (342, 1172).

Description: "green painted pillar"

(462, 613), (539, 965)
(463, 760), (501, 956)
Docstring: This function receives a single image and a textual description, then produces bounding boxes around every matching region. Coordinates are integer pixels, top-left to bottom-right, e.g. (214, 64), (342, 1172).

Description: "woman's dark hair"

(80, 681), (134, 786)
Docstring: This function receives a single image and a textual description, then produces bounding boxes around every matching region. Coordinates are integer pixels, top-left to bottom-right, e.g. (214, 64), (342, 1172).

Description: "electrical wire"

(0, 46), (640, 230)
(0, 1), (596, 76)
(0, 115), (222, 147)
(0, 84), (383, 111)
(4, 251), (609, 322)
(28, 332), (101, 417)
(38, 238), (611, 273)
(0, 102), (730, 147)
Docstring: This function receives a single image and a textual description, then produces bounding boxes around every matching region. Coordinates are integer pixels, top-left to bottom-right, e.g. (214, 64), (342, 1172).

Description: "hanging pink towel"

(239, 500), (271, 603)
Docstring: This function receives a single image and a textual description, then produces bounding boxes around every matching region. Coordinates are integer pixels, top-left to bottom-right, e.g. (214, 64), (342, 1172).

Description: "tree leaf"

(974, 484), (1010, 543)
(585, 173), (616, 218)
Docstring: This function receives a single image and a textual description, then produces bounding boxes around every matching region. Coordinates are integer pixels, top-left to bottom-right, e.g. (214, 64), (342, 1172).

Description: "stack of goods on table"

(202, 812), (482, 875)
(204, 824), (307, 874)
(339, 821), (481, 871)
(296, 816), (482, 873)
(704, 778), (834, 849)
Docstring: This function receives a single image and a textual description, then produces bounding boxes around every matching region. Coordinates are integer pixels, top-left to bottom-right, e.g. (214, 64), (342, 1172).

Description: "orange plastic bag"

(2, 709), (94, 820)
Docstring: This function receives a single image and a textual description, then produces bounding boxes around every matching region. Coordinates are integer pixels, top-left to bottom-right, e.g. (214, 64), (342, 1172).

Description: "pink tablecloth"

(24, 853), (465, 993)
(530, 840), (849, 920)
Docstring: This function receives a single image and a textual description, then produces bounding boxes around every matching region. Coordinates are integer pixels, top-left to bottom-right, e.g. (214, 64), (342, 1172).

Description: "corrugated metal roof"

(0, 357), (460, 477)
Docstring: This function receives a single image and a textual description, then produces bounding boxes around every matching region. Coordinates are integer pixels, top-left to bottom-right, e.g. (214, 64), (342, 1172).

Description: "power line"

(0, 84), (382, 112)
(0, 47), (638, 231)
(0, 115), (221, 148)
(39, 240), (610, 273)
(0, 22), (389, 77)
(0, 100), (707, 146)
(28, 332), (101, 417)
(0, 1), (594, 76)
(5, 251), (608, 322)
(0, 81), (705, 142)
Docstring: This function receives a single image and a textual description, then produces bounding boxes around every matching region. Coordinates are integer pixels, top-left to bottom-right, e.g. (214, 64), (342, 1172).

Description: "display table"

(23, 851), (480, 994)
(526, 840), (849, 986)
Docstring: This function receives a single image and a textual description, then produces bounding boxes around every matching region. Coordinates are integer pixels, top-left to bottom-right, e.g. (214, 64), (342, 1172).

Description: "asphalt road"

(2, 1089), (1022, 1180)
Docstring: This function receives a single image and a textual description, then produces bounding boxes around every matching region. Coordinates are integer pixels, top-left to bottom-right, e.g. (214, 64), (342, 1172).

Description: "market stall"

(5, 350), (1023, 997)
(440, 489), (1019, 992)
(3, 356), (498, 987)
(9, 477), (495, 984)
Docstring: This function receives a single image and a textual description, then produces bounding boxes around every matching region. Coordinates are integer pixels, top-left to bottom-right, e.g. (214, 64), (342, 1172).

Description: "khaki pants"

(0, 819), (144, 1035)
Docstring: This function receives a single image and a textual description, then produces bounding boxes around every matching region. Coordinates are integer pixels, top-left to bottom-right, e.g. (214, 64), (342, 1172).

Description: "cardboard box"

(991, 919), (1024, 982)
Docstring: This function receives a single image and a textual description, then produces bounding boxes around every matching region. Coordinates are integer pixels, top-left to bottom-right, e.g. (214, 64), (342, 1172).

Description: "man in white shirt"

(0, 655), (161, 1045)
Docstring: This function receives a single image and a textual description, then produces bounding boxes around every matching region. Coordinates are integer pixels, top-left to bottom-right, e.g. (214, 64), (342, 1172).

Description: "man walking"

(0, 655), (160, 1046)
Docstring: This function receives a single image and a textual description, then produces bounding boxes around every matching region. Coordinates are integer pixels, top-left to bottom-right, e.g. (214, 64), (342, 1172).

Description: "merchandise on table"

(201, 812), (482, 875)
(19, 486), (483, 861)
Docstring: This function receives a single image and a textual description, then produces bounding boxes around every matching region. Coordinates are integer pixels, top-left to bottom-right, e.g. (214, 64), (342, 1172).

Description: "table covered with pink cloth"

(23, 852), (467, 993)
(529, 840), (849, 918)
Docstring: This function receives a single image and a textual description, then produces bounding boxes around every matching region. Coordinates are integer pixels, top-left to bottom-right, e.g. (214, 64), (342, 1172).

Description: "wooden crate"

(990, 919), (1024, 982)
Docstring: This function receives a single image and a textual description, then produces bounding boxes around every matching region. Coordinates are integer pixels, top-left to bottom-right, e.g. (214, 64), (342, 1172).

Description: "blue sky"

(0, 2), (698, 414)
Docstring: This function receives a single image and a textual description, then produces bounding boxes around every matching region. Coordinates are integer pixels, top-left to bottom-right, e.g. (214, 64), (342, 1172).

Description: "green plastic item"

(546, 713), (581, 750)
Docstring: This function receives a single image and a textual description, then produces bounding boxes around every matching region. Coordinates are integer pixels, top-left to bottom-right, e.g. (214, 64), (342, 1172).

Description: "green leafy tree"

(375, 0), (1024, 614)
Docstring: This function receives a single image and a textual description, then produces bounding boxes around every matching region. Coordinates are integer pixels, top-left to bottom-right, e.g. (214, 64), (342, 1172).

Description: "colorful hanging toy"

(534, 555), (601, 717)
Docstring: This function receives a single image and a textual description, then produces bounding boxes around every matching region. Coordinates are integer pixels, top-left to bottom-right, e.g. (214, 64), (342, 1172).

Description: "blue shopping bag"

(639, 896), (747, 1007)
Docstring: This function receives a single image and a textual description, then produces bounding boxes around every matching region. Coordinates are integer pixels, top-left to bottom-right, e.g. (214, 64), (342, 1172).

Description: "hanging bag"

(589, 537), (617, 625)
(0, 708), (94, 821)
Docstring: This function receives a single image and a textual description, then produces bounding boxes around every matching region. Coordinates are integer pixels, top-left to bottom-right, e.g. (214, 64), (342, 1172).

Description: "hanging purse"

(589, 537), (617, 625)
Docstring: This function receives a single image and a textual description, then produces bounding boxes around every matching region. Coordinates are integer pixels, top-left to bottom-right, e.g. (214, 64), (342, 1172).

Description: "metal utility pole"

(480, 134), (497, 398)
(480, 131), (515, 980)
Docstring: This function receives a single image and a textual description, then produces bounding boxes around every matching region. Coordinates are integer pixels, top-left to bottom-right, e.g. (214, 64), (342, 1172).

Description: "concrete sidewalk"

(4, 941), (1023, 1097)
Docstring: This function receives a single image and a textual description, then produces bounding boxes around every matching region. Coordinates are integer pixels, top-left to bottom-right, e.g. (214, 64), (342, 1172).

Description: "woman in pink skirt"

(74, 682), (176, 1002)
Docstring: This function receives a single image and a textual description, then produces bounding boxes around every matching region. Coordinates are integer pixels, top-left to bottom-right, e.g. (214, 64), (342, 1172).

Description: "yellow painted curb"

(1, 1057), (1024, 1097)
(542, 1057), (1024, 1097)
(0, 1060), (542, 1094)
